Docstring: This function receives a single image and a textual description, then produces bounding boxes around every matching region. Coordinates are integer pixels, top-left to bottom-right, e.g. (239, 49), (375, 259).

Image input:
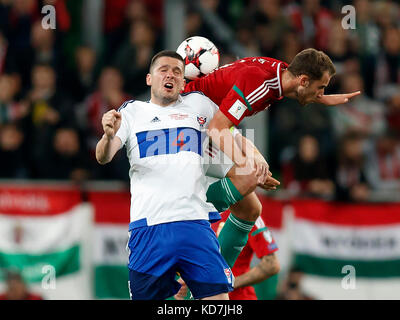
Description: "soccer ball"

(176, 36), (219, 80)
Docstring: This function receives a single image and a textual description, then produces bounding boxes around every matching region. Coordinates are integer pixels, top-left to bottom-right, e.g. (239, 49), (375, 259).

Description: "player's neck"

(281, 70), (299, 99)
(150, 96), (179, 107)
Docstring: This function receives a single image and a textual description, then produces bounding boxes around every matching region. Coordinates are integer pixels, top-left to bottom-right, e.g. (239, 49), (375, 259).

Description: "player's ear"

(300, 75), (309, 88)
(181, 78), (186, 91)
(146, 73), (152, 86)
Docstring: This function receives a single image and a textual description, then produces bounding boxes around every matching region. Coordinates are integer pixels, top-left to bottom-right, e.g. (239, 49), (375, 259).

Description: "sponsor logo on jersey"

(151, 116), (161, 123)
(228, 99), (247, 120)
(169, 113), (188, 120)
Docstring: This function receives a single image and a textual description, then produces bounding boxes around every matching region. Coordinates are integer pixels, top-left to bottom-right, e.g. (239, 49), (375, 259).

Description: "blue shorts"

(127, 220), (234, 300)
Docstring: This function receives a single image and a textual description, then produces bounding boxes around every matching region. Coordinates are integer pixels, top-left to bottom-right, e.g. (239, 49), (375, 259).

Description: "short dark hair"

(149, 50), (184, 73)
(288, 48), (336, 81)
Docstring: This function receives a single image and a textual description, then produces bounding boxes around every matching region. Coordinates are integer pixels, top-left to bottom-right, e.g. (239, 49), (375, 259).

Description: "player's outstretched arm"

(96, 109), (122, 164)
(315, 91), (361, 106)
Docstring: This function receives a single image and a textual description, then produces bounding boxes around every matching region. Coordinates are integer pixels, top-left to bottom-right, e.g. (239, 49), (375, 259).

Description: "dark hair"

(149, 50), (184, 72)
(288, 48), (336, 81)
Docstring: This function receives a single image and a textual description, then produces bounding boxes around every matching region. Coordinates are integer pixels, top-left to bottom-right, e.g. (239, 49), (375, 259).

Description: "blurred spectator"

(0, 123), (27, 178)
(325, 18), (354, 76)
(65, 45), (98, 103)
(2, 0), (39, 49)
(276, 267), (314, 300)
(375, 26), (400, 100)
(113, 19), (156, 96)
(324, 17), (356, 94)
(333, 131), (371, 202)
(45, 127), (90, 182)
(364, 130), (400, 193)
(282, 134), (334, 198)
(103, 0), (162, 64)
(285, 0), (333, 50)
(235, 25), (261, 57)
(277, 31), (302, 64)
(350, 0), (380, 98)
(185, 8), (214, 40)
(386, 92), (400, 136)
(77, 66), (130, 154)
(247, 0), (291, 57)
(30, 20), (58, 67)
(373, 0), (400, 31)
(2, 0), (40, 89)
(270, 97), (334, 170)
(0, 269), (43, 300)
(26, 63), (73, 127)
(0, 73), (28, 124)
(102, 0), (129, 64)
(0, 30), (12, 75)
(76, 66), (131, 181)
(330, 72), (386, 139)
(23, 63), (74, 178)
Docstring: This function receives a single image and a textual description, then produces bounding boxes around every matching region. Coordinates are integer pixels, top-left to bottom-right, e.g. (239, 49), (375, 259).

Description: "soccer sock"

(206, 177), (244, 212)
(218, 213), (255, 268)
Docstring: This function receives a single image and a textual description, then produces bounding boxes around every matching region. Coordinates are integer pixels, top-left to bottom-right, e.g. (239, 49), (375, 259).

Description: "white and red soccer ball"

(176, 36), (219, 80)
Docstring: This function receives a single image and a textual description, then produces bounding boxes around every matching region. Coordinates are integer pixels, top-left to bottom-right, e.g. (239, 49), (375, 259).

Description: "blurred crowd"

(0, 0), (399, 201)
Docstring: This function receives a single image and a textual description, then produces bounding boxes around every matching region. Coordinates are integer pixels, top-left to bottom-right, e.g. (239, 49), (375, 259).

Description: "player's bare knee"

(247, 199), (262, 221)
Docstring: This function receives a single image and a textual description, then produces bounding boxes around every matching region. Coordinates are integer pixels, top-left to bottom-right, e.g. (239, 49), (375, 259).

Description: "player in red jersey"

(183, 48), (361, 269)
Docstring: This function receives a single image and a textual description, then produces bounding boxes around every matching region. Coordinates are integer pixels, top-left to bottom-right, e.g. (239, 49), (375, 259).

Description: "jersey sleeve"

(115, 103), (132, 149)
(218, 66), (276, 126)
(248, 217), (278, 258)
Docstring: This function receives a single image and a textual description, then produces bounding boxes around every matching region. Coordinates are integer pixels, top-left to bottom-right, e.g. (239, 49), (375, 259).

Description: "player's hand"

(249, 155), (270, 185)
(316, 91), (361, 106)
(174, 278), (188, 300)
(102, 109), (121, 139)
(258, 172), (280, 191)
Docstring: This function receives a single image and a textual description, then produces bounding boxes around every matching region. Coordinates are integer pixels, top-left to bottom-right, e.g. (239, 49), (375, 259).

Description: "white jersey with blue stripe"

(116, 92), (219, 228)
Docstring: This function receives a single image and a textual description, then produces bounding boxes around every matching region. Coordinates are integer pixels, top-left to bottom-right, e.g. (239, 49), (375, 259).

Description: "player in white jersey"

(95, 51), (268, 300)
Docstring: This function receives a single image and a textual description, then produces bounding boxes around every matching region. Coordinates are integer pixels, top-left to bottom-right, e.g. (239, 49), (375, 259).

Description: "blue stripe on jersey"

(118, 99), (135, 111)
(136, 127), (204, 158)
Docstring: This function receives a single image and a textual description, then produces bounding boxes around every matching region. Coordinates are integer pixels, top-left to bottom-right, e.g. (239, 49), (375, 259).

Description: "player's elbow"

(268, 255), (281, 276)
(96, 157), (109, 165)
(260, 254), (280, 278)
(270, 257), (281, 276)
(95, 149), (111, 165)
(208, 112), (232, 136)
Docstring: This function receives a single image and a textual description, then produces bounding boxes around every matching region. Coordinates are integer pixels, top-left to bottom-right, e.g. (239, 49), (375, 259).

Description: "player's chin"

(161, 91), (179, 103)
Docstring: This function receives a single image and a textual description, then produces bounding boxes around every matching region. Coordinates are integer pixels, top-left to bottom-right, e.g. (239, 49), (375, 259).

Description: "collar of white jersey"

(149, 95), (183, 108)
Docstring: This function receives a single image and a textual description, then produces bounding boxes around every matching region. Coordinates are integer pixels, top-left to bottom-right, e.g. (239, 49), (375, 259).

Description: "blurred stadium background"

(0, 0), (399, 300)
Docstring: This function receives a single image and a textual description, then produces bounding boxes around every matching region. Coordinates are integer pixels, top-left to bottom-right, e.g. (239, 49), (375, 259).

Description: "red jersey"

(212, 211), (278, 300)
(183, 57), (288, 126)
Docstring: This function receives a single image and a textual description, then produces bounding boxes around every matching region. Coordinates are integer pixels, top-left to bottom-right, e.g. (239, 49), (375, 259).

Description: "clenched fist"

(102, 109), (121, 139)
